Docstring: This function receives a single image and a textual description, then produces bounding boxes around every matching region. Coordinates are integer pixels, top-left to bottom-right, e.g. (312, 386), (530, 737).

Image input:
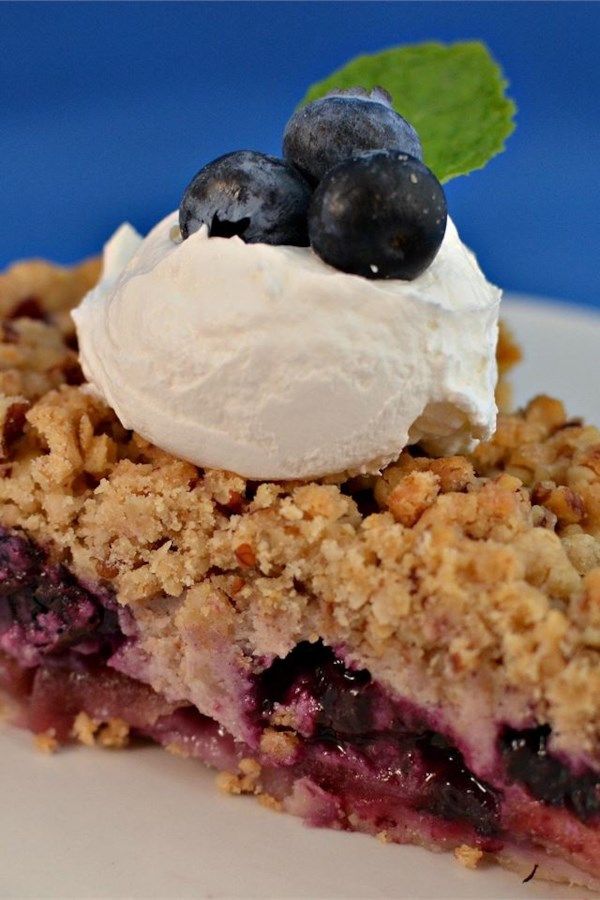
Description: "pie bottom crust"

(1, 257), (600, 892)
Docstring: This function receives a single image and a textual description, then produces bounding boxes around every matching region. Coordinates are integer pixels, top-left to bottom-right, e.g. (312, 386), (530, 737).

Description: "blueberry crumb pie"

(2, 41), (599, 892)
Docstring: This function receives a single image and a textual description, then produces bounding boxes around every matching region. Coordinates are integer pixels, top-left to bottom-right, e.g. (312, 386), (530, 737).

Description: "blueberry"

(308, 150), (447, 281)
(501, 725), (600, 822)
(179, 150), (311, 246)
(283, 87), (423, 184)
(0, 526), (122, 663)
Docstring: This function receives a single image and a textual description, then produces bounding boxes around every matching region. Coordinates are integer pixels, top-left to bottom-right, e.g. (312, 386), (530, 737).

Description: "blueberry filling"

(261, 641), (500, 837)
(2, 525), (600, 839)
(0, 527), (43, 597)
(0, 528), (123, 665)
(502, 725), (600, 821)
(261, 639), (373, 734)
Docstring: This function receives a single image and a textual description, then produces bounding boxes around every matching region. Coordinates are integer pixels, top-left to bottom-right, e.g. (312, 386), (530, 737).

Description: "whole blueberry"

(283, 87), (423, 184)
(179, 151), (311, 246)
(308, 150), (447, 281)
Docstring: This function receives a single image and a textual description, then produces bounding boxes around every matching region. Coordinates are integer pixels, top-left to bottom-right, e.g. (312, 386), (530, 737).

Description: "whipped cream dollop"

(73, 211), (500, 480)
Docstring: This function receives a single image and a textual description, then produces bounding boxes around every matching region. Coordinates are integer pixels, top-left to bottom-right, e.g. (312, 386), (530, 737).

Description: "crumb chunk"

(71, 713), (129, 749)
(71, 711), (99, 746)
(454, 844), (483, 869)
(34, 729), (58, 755)
(97, 718), (130, 748)
(165, 742), (191, 758)
(532, 482), (585, 525)
(525, 395), (566, 433)
(258, 793), (282, 812)
(217, 758), (262, 796)
(386, 470), (440, 526)
(269, 707), (299, 729)
(216, 771), (242, 795)
(260, 728), (299, 763)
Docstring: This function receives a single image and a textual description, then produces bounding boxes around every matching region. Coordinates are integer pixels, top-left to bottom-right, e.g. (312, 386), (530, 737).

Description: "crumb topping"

(71, 711), (99, 747)
(217, 758), (262, 796)
(496, 320), (521, 412)
(2, 258), (600, 762)
(97, 718), (130, 749)
(0, 258), (99, 401)
(34, 728), (58, 755)
(257, 793), (283, 812)
(71, 711), (130, 749)
(259, 727), (300, 763)
(454, 844), (484, 869)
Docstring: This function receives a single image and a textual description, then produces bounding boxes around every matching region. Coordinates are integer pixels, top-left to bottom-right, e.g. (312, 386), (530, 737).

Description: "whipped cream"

(73, 211), (500, 480)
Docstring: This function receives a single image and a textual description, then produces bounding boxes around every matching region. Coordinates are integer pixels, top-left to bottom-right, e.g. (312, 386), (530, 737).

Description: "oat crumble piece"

(34, 729), (58, 755)
(216, 771), (243, 795)
(70, 712), (129, 748)
(454, 845), (484, 869)
(165, 742), (191, 758)
(97, 718), (130, 749)
(258, 793), (283, 812)
(71, 711), (100, 746)
(259, 727), (299, 763)
(217, 758), (262, 796)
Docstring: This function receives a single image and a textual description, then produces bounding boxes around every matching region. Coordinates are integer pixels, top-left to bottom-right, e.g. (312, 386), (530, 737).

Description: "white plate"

(2, 295), (599, 900)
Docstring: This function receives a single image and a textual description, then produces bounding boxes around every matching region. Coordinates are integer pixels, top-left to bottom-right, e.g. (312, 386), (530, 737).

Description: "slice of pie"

(1, 258), (600, 891)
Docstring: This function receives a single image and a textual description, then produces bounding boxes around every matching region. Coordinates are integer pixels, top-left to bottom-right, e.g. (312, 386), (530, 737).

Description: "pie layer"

(1, 258), (600, 891)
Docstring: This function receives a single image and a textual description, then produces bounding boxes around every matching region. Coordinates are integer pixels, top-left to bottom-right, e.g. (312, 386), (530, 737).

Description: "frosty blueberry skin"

(283, 87), (423, 185)
(179, 150), (312, 247)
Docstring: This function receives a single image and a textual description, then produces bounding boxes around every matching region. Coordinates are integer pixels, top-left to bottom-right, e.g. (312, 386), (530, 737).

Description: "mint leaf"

(301, 41), (516, 182)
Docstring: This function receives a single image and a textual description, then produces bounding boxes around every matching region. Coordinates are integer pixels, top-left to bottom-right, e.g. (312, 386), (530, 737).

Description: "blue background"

(1, 1), (599, 307)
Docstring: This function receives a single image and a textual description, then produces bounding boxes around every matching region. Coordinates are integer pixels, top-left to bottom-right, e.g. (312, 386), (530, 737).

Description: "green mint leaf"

(301, 41), (516, 182)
